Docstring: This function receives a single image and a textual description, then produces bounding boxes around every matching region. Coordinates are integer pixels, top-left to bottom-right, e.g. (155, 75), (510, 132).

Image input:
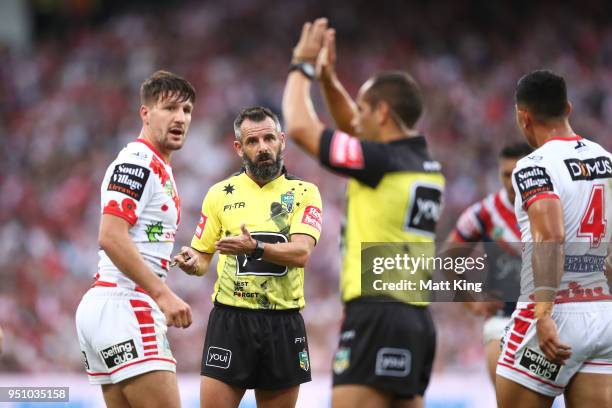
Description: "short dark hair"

(515, 70), (568, 121)
(499, 142), (533, 159)
(363, 71), (423, 128)
(233, 106), (281, 140)
(140, 70), (196, 106)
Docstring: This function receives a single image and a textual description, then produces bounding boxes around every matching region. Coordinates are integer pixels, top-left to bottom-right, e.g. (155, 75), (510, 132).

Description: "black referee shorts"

(201, 302), (311, 390)
(332, 296), (436, 398)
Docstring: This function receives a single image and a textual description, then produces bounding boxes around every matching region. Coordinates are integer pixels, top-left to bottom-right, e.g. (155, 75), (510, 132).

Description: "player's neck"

(379, 124), (420, 143)
(534, 121), (576, 147)
(138, 130), (172, 163)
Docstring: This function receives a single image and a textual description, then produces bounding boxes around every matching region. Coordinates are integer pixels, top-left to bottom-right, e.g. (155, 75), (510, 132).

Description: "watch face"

(302, 63), (315, 78)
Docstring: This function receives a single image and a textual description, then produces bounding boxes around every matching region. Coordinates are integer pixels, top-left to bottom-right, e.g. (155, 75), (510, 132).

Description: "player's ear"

(140, 105), (149, 125)
(566, 101), (572, 116)
(516, 106), (530, 131)
(279, 132), (286, 151)
(233, 140), (244, 158)
(375, 100), (391, 126)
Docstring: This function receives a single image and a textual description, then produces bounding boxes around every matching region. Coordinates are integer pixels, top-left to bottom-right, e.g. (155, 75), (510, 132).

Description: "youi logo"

(206, 346), (232, 369)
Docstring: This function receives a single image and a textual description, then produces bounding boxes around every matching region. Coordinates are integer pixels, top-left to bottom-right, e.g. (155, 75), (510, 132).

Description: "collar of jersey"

(544, 135), (583, 144)
(135, 138), (169, 164)
(238, 167), (287, 189)
(388, 135), (426, 145)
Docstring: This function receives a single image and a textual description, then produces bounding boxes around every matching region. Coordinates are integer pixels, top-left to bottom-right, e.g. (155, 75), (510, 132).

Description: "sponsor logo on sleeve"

(195, 213), (208, 239)
(514, 166), (554, 203)
(330, 131), (364, 169)
(107, 163), (150, 200)
(375, 348), (411, 377)
(564, 157), (612, 181)
(519, 348), (560, 381)
(301, 205), (322, 232)
(205, 346), (231, 369)
(100, 339), (139, 369)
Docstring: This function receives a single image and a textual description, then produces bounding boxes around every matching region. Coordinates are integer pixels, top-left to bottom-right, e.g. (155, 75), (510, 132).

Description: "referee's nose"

(257, 138), (272, 156)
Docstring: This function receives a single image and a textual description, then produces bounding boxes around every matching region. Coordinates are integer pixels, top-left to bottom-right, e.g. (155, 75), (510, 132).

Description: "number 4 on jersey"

(578, 185), (607, 247)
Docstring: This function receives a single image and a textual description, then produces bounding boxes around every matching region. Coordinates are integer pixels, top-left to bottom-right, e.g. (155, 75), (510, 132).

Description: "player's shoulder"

(206, 171), (244, 195)
(513, 144), (556, 172)
(115, 140), (154, 166)
(283, 172), (320, 194)
(582, 138), (612, 156)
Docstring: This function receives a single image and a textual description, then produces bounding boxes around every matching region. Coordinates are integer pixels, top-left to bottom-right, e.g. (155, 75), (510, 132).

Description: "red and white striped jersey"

(453, 188), (521, 248)
(452, 188), (522, 315)
(512, 136), (612, 303)
(96, 139), (181, 289)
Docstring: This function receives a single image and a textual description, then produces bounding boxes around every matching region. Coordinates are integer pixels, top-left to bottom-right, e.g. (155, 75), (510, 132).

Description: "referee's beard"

(243, 149), (283, 183)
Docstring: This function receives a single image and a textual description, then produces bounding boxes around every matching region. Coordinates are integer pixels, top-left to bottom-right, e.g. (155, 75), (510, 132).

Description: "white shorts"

(483, 316), (511, 344)
(497, 301), (612, 397)
(75, 287), (176, 385)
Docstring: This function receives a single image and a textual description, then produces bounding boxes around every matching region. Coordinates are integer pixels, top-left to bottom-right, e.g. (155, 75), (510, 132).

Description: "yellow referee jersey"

(318, 128), (445, 305)
(191, 168), (322, 310)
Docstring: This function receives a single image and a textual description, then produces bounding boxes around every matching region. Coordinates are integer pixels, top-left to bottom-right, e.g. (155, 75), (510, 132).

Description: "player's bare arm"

(99, 214), (192, 328)
(527, 198), (571, 364)
(282, 18), (327, 157)
(172, 247), (213, 277)
(317, 27), (359, 134)
(215, 224), (315, 268)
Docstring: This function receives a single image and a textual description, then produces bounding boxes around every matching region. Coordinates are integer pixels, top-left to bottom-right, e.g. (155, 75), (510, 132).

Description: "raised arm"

(317, 28), (359, 134)
(282, 18), (328, 158)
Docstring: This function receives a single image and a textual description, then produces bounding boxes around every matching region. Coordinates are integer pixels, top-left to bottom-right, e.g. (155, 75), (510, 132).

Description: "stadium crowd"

(0, 0), (610, 376)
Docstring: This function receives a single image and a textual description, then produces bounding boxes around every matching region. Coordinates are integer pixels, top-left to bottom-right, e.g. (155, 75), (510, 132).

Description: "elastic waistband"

(91, 280), (149, 296)
(345, 295), (428, 309)
(214, 301), (300, 314)
(84, 285), (155, 302)
(518, 300), (612, 312)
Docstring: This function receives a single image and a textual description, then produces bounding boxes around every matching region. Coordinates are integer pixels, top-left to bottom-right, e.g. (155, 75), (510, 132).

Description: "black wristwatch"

(250, 240), (265, 260)
(289, 62), (316, 80)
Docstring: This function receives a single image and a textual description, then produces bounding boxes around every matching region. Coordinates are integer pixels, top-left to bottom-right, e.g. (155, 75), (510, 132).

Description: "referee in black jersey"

(283, 18), (444, 408)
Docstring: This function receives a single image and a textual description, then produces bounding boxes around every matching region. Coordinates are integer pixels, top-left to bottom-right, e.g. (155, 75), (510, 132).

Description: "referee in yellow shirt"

(173, 107), (322, 408)
(283, 19), (444, 408)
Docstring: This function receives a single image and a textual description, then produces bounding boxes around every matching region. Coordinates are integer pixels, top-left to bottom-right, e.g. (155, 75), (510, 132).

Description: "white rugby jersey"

(512, 136), (612, 303)
(96, 139), (181, 290)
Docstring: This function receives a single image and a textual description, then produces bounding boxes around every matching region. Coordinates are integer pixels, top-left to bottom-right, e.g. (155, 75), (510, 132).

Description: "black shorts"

(332, 297), (436, 398)
(201, 302), (311, 390)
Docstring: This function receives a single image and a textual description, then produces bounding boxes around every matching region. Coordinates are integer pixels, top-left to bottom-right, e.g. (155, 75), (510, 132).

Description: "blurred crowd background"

(0, 0), (611, 378)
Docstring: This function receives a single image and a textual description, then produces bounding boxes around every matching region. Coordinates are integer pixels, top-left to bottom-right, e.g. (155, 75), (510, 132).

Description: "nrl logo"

(281, 191), (295, 212)
(298, 349), (310, 371)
